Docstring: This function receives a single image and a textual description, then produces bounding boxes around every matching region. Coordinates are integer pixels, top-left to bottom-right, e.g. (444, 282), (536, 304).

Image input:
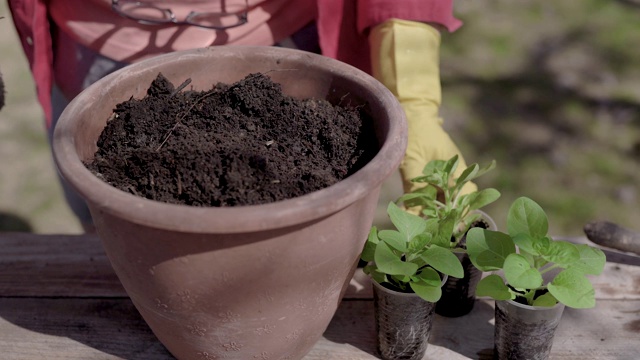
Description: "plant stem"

(524, 288), (537, 305)
(435, 200), (447, 209)
(539, 263), (561, 275)
(452, 188), (461, 209)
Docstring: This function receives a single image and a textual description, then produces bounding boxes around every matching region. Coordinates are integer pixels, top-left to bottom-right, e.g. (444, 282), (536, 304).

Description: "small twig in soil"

(156, 90), (216, 151)
(149, 173), (155, 199)
(126, 185), (139, 196)
(338, 92), (351, 107)
(170, 78), (192, 97)
(176, 172), (182, 195)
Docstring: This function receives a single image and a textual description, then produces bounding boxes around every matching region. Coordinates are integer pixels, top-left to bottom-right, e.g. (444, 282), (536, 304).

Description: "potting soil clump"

(86, 73), (377, 207)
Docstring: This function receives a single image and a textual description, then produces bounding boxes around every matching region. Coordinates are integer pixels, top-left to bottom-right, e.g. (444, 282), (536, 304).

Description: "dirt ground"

(0, 1), (638, 236)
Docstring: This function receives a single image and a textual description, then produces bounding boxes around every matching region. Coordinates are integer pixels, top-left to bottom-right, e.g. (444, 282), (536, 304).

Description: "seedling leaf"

(387, 202), (426, 243)
(467, 228), (516, 271)
(363, 265), (386, 285)
(430, 212), (456, 248)
(414, 160), (447, 187)
(443, 155), (460, 177)
(504, 253), (543, 289)
(409, 233), (433, 253)
(378, 230), (408, 252)
(532, 292), (558, 307)
(512, 233), (540, 256)
(410, 267), (442, 302)
(374, 241), (419, 276)
(569, 244), (606, 275)
(512, 233), (539, 256)
(474, 159), (497, 180)
(455, 162), (479, 187)
(397, 185), (437, 209)
(476, 274), (513, 300)
(360, 227), (378, 262)
(416, 266), (442, 286)
(422, 245), (464, 278)
(467, 188), (501, 211)
(540, 240), (580, 267)
(422, 159), (448, 175)
(507, 197), (548, 238)
(456, 159), (496, 186)
(532, 236), (551, 255)
(548, 269), (596, 309)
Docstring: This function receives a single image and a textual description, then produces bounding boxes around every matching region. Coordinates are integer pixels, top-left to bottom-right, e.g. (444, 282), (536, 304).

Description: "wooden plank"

(4, 232), (636, 300)
(595, 262), (640, 300)
(1, 233), (638, 359)
(1, 297), (638, 360)
(0, 232), (367, 299)
(0, 298), (171, 359)
(0, 232), (125, 297)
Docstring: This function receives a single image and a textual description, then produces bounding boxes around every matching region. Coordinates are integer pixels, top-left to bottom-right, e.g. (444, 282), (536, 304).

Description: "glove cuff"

(369, 19), (441, 108)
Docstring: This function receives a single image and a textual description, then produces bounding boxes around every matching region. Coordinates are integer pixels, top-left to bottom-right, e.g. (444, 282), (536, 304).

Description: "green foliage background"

(439, 0), (640, 236)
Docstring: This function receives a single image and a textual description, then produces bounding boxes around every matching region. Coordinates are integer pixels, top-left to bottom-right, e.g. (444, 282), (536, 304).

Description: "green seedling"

(361, 201), (464, 302)
(398, 155), (500, 248)
(467, 197), (606, 308)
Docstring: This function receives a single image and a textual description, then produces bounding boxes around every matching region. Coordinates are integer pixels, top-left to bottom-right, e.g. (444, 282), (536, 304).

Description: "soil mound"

(86, 73), (377, 207)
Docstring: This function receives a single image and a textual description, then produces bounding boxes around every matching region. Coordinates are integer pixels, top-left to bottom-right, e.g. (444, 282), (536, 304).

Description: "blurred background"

(0, 0), (638, 236)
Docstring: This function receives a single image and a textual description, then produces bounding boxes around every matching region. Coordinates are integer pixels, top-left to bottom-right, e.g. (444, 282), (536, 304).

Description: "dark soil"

(86, 73), (377, 207)
(456, 218), (491, 249)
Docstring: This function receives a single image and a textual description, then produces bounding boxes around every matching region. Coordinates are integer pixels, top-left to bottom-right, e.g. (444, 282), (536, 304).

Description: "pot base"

(494, 300), (565, 360)
(372, 277), (447, 360)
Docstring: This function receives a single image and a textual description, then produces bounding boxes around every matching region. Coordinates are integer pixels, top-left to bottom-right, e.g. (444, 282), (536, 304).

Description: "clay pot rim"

(53, 46), (407, 234)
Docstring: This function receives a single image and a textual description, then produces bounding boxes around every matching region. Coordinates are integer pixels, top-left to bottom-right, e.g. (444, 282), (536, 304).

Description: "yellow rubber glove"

(369, 19), (477, 195)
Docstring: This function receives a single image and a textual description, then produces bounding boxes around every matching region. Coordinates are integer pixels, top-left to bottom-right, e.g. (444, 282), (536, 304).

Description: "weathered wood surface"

(1, 232), (639, 359)
(0, 233), (124, 297)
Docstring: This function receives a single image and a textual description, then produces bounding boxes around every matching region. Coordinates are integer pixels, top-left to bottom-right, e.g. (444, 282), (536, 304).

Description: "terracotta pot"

(372, 276), (448, 360)
(53, 46), (407, 360)
(436, 211), (498, 317)
(494, 300), (565, 360)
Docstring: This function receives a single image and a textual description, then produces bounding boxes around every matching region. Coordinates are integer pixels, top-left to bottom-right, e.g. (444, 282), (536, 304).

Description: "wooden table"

(1, 233), (639, 359)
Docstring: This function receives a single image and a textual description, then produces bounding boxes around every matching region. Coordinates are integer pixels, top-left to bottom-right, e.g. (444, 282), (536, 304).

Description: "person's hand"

(369, 19), (477, 195)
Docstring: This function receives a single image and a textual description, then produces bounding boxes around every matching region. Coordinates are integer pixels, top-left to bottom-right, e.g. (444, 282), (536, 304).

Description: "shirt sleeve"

(8, 0), (54, 127)
(317, 0), (461, 74)
(357, 0), (462, 34)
